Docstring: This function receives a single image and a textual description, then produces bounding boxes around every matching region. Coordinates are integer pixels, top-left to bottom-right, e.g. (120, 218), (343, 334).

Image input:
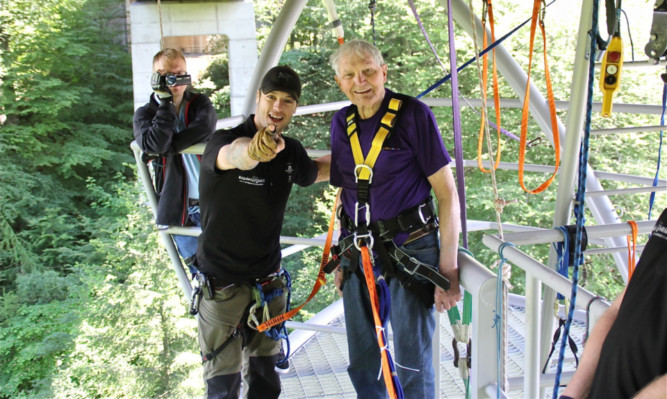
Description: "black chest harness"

(324, 94), (451, 307)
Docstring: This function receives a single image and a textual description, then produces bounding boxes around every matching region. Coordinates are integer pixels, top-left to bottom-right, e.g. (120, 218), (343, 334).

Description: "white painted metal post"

(241, 0), (308, 116)
(457, 251), (502, 399)
(131, 142), (193, 299)
(524, 275), (541, 399)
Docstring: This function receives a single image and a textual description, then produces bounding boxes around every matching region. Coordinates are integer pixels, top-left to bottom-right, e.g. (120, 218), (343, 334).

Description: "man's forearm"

(561, 292), (623, 398)
(314, 154), (331, 183)
(633, 374), (667, 399)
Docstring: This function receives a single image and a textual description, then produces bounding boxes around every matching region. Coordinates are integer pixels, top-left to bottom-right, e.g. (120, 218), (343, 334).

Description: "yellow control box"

(600, 36), (623, 117)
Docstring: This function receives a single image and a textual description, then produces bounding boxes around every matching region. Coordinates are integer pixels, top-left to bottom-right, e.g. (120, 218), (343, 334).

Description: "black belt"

(339, 196), (437, 241)
(325, 232), (449, 291)
(188, 198), (200, 207)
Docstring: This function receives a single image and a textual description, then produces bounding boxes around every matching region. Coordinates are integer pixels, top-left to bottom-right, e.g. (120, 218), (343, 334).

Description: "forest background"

(0, 0), (664, 397)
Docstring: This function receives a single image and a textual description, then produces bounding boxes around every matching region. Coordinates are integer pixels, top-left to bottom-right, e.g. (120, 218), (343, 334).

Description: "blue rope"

(376, 267), (404, 398)
(648, 80), (666, 220)
(552, 0), (599, 395)
(553, 226), (571, 300)
(494, 241), (514, 398)
(416, 0), (557, 99)
(256, 269), (292, 343)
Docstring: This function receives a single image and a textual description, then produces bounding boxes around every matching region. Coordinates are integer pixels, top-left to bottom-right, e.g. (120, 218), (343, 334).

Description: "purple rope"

(447, 0), (468, 249)
(407, 0), (446, 70)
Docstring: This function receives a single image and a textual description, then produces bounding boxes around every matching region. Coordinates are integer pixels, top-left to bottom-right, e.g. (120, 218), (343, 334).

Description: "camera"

(151, 72), (192, 92)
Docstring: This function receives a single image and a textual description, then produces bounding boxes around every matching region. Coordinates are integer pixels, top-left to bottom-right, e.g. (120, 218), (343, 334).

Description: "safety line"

(626, 220), (637, 280)
(648, 78), (666, 220)
(467, 0), (506, 239)
(257, 190), (339, 332)
(517, 0), (560, 194)
(477, 0), (503, 174)
(360, 246), (404, 398)
(446, 0), (467, 249)
(417, 0), (557, 99)
(157, 0), (164, 49)
(407, 0), (447, 71)
(552, 0), (600, 395)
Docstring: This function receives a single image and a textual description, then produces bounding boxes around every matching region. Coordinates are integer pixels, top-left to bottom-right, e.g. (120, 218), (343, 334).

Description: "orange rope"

(626, 220), (638, 281)
(257, 189), (340, 332)
(477, 0), (502, 173)
(517, 0), (560, 194)
(359, 245), (399, 399)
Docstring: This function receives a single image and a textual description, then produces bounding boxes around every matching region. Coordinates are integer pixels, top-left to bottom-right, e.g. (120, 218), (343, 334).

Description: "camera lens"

(166, 75), (178, 86)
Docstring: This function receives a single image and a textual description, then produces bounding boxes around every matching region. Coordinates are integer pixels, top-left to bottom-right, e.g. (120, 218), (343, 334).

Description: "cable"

(552, 0), (600, 395)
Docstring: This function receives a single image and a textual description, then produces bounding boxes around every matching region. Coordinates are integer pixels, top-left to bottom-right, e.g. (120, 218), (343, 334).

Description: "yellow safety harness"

(346, 96), (405, 399)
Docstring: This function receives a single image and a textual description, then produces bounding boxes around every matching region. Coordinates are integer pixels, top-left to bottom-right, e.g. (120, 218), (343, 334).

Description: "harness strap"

(388, 244), (450, 291)
(626, 220), (638, 281)
(202, 297), (253, 362)
(346, 96), (404, 203)
(478, 0), (503, 173)
(541, 317), (579, 373)
(256, 189), (340, 333)
(518, 0), (561, 194)
(359, 244), (403, 399)
(201, 328), (240, 362)
(326, 230), (443, 308)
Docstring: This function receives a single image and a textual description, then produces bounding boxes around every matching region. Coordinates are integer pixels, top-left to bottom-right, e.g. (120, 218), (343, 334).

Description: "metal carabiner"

(354, 164), (374, 184)
(354, 201), (371, 229)
(417, 202), (429, 225)
(527, 136), (543, 148)
(353, 231), (375, 252)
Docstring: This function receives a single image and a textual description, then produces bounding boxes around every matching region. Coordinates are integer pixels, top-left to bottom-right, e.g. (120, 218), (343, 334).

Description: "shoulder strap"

(345, 94), (407, 203)
(183, 93), (200, 127)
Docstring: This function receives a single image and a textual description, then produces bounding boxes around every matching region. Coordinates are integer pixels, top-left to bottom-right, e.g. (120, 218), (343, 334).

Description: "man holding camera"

(133, 48), (217, 272)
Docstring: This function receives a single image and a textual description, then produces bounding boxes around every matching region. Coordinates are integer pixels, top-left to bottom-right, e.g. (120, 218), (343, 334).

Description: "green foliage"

(0, 0), (664, 397)
(0, 0), (134, 273)
(0, 295), (81, 399)
(194, 50), (231, 118)
(47, 179), (202, 399)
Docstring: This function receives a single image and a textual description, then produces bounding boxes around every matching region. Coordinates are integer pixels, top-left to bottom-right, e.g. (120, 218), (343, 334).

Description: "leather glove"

(154, 87), (172, 101)
(247, 125), (279, 162)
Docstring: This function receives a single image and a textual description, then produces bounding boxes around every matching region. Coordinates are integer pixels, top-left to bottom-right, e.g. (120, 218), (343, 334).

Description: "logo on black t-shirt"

(653, 216), (667, 241)
(238, 175), (265, 186)
(285, 163), (294, 183)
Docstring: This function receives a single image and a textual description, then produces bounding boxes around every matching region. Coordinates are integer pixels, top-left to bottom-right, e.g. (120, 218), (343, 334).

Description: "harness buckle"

(354, 164), (374, 184)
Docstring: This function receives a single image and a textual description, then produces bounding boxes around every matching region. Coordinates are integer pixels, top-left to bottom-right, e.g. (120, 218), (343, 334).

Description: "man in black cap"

(194, 65), (330, 398)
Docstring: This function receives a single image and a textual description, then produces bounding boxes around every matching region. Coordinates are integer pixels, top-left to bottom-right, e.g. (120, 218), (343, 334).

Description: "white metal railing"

(479, 215), (657, 398)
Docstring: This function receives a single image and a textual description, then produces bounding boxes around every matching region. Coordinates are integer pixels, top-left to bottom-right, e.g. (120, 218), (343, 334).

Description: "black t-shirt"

(196, 116), (318, 282)
(588, 208), (667, 399)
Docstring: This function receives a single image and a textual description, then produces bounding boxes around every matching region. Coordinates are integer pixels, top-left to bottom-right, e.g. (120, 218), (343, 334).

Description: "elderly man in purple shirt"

(328, 39), (462, 398)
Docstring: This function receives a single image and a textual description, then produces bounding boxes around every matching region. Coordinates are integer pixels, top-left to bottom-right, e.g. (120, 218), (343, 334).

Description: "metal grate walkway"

(280, 297), (585, 398)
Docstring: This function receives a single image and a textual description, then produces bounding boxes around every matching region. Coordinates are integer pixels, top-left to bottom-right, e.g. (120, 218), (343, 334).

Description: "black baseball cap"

(260, 65), (301, 102)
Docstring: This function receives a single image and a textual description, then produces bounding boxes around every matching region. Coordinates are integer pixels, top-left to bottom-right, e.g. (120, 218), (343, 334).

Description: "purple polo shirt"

(330, 89), (451, 244)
